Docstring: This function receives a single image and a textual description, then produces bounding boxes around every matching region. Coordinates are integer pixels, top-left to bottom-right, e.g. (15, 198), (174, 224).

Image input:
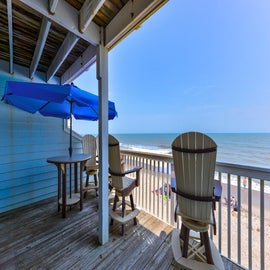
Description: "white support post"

(96, 27), (109, 245)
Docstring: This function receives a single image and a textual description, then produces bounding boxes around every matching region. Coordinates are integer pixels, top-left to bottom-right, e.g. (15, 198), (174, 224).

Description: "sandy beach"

(126, 158), (270, 269)
(212, 182), (270, 269)
(151, 178), (270, 269)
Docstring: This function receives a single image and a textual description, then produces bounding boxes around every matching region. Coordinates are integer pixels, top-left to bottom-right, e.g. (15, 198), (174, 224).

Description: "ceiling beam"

(19, 0), (100, 45)
(61, 45), (96, 85)
(47, 32), (79, 82)
(105, 0), (168, 49)
(30, 17), (51, 79)
(49, 0), (59, 14)
(7, 0), (13, 74)
(79, 0), (106, 33)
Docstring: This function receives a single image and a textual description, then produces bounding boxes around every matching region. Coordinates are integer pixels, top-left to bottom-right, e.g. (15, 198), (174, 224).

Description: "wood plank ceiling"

(0, 0), (168, 84)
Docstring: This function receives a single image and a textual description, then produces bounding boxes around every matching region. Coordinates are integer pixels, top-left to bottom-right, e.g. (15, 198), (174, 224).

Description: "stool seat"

(109, 134), (142, 235)
(171, 132), (224, 269)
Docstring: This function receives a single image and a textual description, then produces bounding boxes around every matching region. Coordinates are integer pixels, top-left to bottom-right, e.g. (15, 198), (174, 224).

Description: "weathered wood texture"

(0, 0), (129, 77)
(0, 196), (175, 270)
(0, 195), (244, 270)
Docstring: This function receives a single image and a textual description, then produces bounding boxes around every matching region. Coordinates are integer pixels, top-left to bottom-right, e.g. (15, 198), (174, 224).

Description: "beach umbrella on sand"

(2, 81), (117, 156)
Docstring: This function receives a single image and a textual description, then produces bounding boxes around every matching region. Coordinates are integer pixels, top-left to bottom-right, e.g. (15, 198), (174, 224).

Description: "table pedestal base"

(59, 193), (81, 206)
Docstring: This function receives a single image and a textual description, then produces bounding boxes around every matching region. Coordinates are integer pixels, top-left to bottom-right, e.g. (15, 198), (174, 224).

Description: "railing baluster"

(152, 159), (155, 214)
(120, 149), (270, 270)
(248, 176), (252, 270)
(146, 158), (149, 212)
(237, 175), (241, 265)
(167, 162), (171, 224)
(149, 159), (152, 214)
(227, 173), (231, 259)
(218, 171), (222, 253)
(157, 160), (160, 218)
(169, 162), (174, 225)
(161, 163), (164, 221)
(260, 179), (265, 270)
(141, 157), (145, 210)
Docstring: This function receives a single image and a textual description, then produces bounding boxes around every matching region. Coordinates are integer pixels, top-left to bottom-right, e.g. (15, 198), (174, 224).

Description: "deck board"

(0, 196), (175, 270)
(0, 195), (243, 270)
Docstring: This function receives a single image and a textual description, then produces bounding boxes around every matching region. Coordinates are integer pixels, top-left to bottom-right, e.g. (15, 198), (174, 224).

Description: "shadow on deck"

(0, 194), (175, 270)
(0, 194), (243, 270)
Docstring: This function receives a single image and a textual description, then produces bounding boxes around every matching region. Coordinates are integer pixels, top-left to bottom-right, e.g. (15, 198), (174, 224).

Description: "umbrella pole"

(69, 116), (72, 157)
(69, 101), (73, 198)
(69, 117), (72, 198)
(69, 99), (74, 157)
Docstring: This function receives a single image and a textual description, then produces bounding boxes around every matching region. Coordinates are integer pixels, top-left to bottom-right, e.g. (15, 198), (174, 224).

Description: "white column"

(96, 27), (109, 245)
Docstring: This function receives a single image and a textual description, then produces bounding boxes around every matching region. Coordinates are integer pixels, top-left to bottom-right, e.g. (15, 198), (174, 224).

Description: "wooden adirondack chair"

(171, 132), (224, 270)
(108, 134), (141, 235)
(82, 135), (99, 197)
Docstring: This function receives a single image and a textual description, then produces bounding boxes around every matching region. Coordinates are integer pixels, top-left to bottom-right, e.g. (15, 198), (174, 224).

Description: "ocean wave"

(121, 144), (171, 155)
(116, 133), (270, 169)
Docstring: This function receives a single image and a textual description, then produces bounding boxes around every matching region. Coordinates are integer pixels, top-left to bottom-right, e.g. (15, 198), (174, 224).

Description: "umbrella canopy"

(2, 81), (117, 156)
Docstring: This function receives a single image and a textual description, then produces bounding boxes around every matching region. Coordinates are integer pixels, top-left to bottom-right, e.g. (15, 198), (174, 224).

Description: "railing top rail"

(216, 161), (270, 181)
(120, 149), (173, 162)
(121, 149), (270, 181)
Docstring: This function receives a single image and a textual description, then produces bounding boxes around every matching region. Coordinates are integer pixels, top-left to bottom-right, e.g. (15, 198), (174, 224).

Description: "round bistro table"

(47, 154), (91, 218)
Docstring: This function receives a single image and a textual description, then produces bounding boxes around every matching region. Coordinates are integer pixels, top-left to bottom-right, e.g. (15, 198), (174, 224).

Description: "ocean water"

(113, 133), (270, 169)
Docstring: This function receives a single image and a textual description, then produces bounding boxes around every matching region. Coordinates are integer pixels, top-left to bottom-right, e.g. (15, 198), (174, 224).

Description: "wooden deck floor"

(0, 195), (176, 270)
(0, 194), (243, 270)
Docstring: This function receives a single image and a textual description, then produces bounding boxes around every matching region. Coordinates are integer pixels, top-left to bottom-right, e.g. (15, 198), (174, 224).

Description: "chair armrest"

(123, 167), (142, 175)
(124, 167), (142, 186)
(110, 167), (142, 176)
(109, 167), (142, 186)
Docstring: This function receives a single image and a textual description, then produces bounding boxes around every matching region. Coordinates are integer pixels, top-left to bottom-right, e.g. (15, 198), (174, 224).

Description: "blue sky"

(74, 0), (270, 134)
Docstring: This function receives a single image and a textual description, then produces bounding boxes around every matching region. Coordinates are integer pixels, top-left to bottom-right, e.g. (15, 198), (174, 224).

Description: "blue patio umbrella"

(2, 81), (117, 156)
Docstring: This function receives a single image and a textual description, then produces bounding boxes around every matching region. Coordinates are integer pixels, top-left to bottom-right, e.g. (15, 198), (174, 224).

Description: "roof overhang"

(0, 0), (169, 83)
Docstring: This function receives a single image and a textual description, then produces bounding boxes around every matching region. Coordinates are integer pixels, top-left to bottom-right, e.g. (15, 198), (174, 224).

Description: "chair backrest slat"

(108, 134), (123, 189)
(82, 134), (97, 166)
(172, 132), (217, 223)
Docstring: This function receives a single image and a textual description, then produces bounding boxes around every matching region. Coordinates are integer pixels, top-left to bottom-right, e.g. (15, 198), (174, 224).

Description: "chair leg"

(113, 194), (119, 211)
(83, 174), (89, 198)
(94, 174), (98, 196)
(200, 232), (204, 246)
(180, 223), (190, 258)
(200, 232), (214, 265)
(111, 195), (118, 225)
(130, 194), (137, 225)
(121, 196), (126, 236)
(85, 174), (89, 186)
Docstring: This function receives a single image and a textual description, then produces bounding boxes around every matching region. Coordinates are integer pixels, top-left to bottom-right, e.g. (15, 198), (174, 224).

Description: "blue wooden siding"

(0, 75), (83, 213)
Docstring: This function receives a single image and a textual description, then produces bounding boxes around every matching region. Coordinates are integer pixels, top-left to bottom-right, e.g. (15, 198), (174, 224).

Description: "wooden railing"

(120, 149), (270, 270)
